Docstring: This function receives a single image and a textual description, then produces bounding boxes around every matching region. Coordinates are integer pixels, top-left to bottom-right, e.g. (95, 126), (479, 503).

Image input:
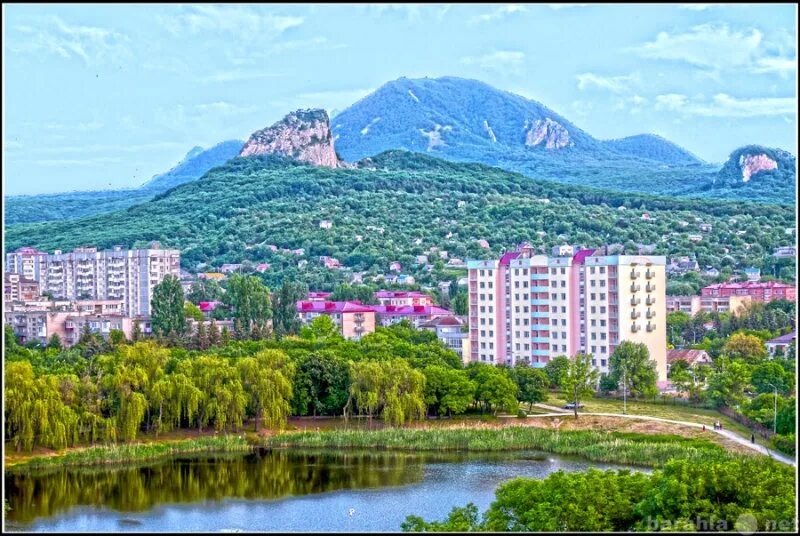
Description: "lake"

(5, 448), (641, 532)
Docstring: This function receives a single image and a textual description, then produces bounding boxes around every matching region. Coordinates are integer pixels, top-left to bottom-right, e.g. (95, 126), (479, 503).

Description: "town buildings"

(5, 244), (180, 317)
(4, 273), (40, 302)
(766, 331), (796, 357)
(666, 295), (752, 316)
(295, 300), (375, 340)
(467, 244), (668, 380)
(701, 281), (796, 303)
(374, 291), (433, 307)
(419, 315), (469, 362)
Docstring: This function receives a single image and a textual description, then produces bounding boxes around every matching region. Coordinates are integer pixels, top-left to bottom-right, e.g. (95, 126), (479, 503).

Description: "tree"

(608, 341), (658, 400)
(705, 357), (752, 407)
(132, 320), (143, 342)
(560, 353), (599, 418)
(108, 329), (127, 349)
(329, 283), (377, 304)
(423, 365), (476, 417)
(224, 274), (272, 333)
(151, 275), (185, 337)
(208, 319), (221, 347)
(47, 333), (62, 350)
(300, 315), (341, 345)
(544, 356), (570, 389)
(510, 364), (549, 410)
(467, 363), (518, 415)
(273, 279), (307, 338)
(723, 332), (768, 364)
(187, 278), (223, 304)
(751, 361), (793, 395)
(237, 349), (295, 431)
(184, 302), (204, 322)
(195, 321), (209, 350)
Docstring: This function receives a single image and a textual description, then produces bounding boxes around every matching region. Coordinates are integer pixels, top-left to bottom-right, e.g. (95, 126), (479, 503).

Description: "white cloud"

(159, 5), (303, 40)
(654, 92), (796, 117)
(460, 50), (526, 74)
(471, 4), (526, 23)
(635, 24), (762, 70)
(576, 72), (639, 93)
(633, 23), (797, 77)
(13, 16), (129, 65)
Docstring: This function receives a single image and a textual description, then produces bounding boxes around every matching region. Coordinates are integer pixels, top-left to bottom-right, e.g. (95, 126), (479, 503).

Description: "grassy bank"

(7, 435), (251, 471)
(263, 425), (731, 467)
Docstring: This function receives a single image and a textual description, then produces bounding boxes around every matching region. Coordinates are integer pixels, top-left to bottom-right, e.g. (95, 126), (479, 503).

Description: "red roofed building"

(295, 300), (375, 340)
(374, 290), (433, 307)
(307, 291), (332, 302)
(701, 281), (796, 303)
(372, 304), (452, 328)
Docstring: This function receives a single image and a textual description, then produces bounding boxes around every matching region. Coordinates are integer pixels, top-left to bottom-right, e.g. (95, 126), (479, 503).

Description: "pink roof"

(296, 300), (375, 313)
(703, 281), (795, 291)
(572, 248), (597, 264)
(371, 305), (451, 316)
(308, 292), (332, 298)
(199, 301), (220, 312)
(374, 291), (428, 298)
(499, 251), (521, 266)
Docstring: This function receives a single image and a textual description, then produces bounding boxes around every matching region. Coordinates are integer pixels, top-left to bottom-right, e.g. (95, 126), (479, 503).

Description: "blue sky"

(3, 3), (797, 195)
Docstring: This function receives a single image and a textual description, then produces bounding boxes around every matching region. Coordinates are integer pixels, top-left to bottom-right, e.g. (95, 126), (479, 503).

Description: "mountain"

(330, 77), (792, 204)
(5, 141), (243, 225)
(6, 150), (793, 291)
(240, 109), (344, 168)
(141, 140), (244, 191)
(602, 134), (703, 166)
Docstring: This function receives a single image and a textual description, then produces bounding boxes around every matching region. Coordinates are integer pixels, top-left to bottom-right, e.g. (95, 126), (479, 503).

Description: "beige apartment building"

(5, 243), (180, 317)
(467, 244), (667, 381)
(666, 294), (752, 316)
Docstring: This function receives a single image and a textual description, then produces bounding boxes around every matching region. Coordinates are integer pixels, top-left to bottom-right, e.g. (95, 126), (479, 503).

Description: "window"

(591, 333), (597, 340)
(551, 281), (557, 288)
(601, 347), (607, 353)
(562, 332), (567, 339)
(551, 319), (558, 326)
(600, 319), (606, 327)
(551, 268), (557, 275)
(551, 293), (557, 300)
(600, 306), (606, 314)
(561, 319), (566, 326)
(591, 306), (596, 313)
(561, 293), (566, 300)
(591, 319), (596, 326)
(561, 306), (567, 313)
(561, 268), (566, 275)
(591, 345), (597, 353)
(601, 333), (607, 340)
(600, 293), (606, 300)
(561, 345), (567, 352)
(591, 280), (596, 287)
(600, 267), (605, 274)
(601, 359), (607, 367)
(590, 267), (596, 274)
(591, 293), (596, 300)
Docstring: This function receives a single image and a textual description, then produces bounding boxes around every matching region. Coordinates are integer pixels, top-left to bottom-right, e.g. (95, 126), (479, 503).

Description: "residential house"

(701, 281), (796, 303)
(687, 234), (702, 242)
(320, 256), (341, 269)
(477, 239), (490, 249)
(774, 246), (796, 258)
(766, 332), (796, 357)
(744, 267), (761, 282)
(295, 301), (376, 340)
(319, 220), (333, 229)
(389, 261), (402, 272)
(219, 263), (242, 273)
(415, 255), (428, 265)
(666, 349), (712, 371)
(419, 315), (468, 362)
(699, 223), (713, 233)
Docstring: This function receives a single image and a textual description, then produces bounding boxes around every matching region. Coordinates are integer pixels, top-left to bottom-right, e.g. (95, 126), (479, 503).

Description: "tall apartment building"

(467, 244), (667, 381)
(5, 244), (180, 317)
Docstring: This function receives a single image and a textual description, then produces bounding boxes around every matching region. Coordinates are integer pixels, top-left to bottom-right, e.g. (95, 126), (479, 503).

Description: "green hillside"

(4, 152), (795, 290)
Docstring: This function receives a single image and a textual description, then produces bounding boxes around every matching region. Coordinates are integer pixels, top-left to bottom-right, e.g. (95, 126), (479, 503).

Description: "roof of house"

(374, 291), (429, 299)
(667, 349), (711, 364)
(308, 291), (332, 299)
(296, 301), (375, 313)
(499, 251), (521, 266)
(572, 248), (596, 264)
(418, 315), (464, 328)
(371, 305), (451, 316)
(198, 301), (221, 312)
(767, 331), (796, 345)
(703, 281), (795, 291)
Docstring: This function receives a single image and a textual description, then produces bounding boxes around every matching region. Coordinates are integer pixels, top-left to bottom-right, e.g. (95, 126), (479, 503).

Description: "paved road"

(504, 408), (796, 467)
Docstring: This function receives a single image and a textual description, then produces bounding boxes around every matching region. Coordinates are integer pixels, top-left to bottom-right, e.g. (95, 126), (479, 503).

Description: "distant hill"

(331, 76), (792, 204)
(5, 141), (243, 225)
(5, 150), (794, 291)
(141, 140), (243, 192)
(602, 134), (703, 166)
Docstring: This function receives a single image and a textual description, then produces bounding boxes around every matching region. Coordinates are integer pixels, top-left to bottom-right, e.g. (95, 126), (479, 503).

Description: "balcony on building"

(646, 310), (656, 319)
(646, 296), (656, 306)
(646, 283), (656, 292)
(645, 269), (655, 279)
(631, 323), (640, 333)
(630, 270), (640, 279)
(646, 323), (655, 332)
(630, 284), (640, 293)
(630, 310), (640, 319)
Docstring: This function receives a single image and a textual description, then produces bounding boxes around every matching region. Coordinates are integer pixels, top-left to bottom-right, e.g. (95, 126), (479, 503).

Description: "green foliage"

(403, 457), (795, 532)
(466, 363), (518, 415)
(422, 365), (476, 417)
(272, 279), (308, 338)
(151, 275), (186, 337)
(608, 341), (658, 399)
(184, 302), (204, 321)
(560, 353), (599, 417)
(5, 153), (794, 292)
(329, 283), (379, 304)
(543, 356), (570, 388)
(187, 278), (224, 304)
(509, 364), (549, 409)
(224, 273), (272, 333)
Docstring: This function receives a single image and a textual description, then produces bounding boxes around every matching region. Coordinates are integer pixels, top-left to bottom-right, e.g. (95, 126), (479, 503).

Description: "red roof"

(374, 291), (428, 298)
(308, 292), (332, 299)
(198, 301), (220, 312)
(703, 281), (795, 291)
(572, 248), (597, 264)
(296, 301), (375, 313)
(499, 251), (521, 266)
(371, 305), (451, 316)
(418, 315), (464, 328)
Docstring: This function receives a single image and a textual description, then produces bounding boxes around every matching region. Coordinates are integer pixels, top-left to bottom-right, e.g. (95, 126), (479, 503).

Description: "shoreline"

(6, 422), (739, 471)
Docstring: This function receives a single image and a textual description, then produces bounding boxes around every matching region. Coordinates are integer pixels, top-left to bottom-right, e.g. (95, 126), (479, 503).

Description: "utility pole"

(622, 364), (627, 415)
(767, 382), (779, 435)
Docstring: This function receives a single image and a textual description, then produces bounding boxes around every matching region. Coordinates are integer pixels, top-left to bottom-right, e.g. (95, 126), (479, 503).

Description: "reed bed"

(9, 435), (250, 471)
(264, 426), (729, 467)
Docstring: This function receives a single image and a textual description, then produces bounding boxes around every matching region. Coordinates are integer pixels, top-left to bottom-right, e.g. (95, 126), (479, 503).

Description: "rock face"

(240, 109), (343, 168)
(524, 118), (571, 150)
(739, 153), (778, 182)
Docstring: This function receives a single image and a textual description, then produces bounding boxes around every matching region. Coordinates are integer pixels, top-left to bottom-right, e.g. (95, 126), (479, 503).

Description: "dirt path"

(502, 411), (795, 466)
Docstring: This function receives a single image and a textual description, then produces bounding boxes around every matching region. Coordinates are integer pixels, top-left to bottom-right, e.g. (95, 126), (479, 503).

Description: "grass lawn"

(543, 393), (770, 448)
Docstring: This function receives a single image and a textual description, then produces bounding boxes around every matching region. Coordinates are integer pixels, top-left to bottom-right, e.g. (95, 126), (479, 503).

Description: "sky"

(2, 3), (797, 195)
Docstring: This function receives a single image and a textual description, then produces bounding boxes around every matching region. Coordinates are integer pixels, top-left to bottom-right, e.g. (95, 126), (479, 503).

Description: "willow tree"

(190, 356), (247, 432)
(382, 359), (426, 427)
(238, 349), (296, 431)
(346, 360), (383, 427)
(151, 275), (186, 337)
(5, 361), (39, 451)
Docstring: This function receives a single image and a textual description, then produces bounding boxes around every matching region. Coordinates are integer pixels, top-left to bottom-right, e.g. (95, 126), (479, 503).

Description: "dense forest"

(4, 152), (795, 291)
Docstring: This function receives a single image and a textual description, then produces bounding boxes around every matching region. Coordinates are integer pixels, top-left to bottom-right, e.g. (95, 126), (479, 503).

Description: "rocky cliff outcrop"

(524, 118), (572, 150)
(739, 153), (778, 182)
(240, 109), (344, 168)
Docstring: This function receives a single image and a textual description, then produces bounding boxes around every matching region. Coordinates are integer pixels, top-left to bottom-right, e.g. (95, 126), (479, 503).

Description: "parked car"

(564, 402), (585, 410)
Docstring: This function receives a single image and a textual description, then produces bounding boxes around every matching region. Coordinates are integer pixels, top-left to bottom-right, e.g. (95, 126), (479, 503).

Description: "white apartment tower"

(467, 244), (667, 381)
(5, 244), (180, 317)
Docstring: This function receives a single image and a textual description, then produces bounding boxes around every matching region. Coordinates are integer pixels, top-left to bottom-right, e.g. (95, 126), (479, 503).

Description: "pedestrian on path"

(751, 433), (755, 444)
(702, 424), (705, 431)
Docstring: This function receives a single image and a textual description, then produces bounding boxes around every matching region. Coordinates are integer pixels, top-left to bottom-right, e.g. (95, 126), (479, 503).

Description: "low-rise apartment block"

(5, 243), (180, 317)
(296, 300), (376, 340)
(467, 244), (667, 380)
(4, 273), (41, 302)
(701, 281), (796, 303)
(666, 294), (752, 316)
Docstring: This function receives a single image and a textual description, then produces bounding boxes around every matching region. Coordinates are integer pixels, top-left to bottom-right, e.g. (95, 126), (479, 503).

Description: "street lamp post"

(767, 382), (779, 435)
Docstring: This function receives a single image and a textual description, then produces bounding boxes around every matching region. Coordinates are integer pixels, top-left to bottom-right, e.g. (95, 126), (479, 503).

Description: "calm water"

(5, 449), (639, 532)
